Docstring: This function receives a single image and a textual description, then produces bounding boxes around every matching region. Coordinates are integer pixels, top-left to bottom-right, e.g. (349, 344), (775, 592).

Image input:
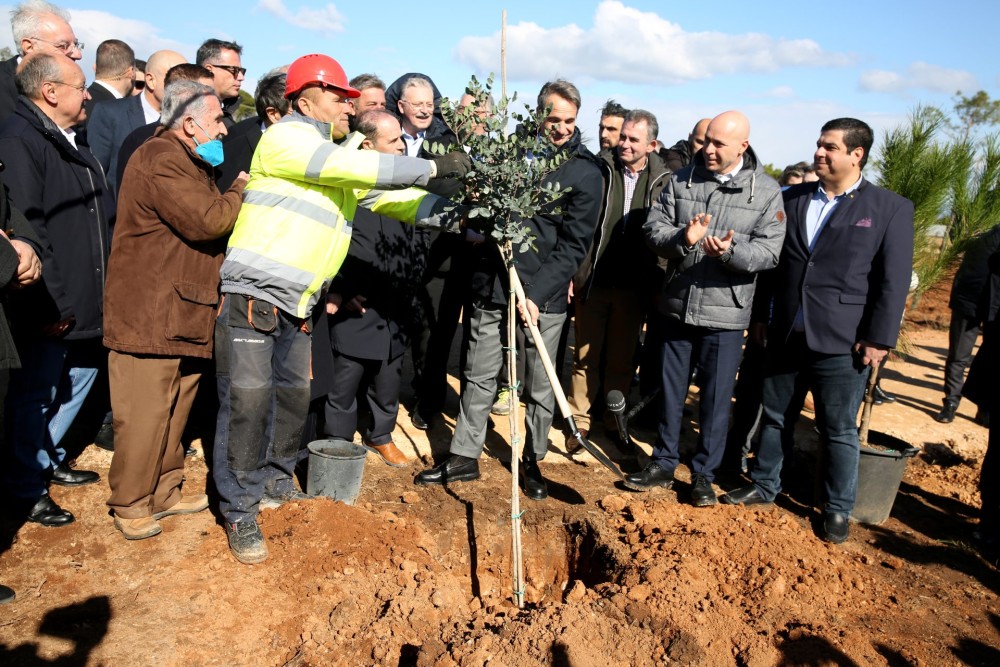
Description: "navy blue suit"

(750, 177), (914, 517)
(87, 95), (145, 195)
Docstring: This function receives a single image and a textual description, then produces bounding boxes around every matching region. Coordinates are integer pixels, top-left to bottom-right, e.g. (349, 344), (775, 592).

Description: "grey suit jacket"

(87, 94), (146, 195)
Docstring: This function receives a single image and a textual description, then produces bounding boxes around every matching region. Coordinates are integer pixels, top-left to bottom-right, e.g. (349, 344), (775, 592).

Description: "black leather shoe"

(871, 385), (895, 405)
(52, 464), (100, 487)
(0, 584), (14, 604)
(934, 399), (959, 424)
(823, 512), (850, 544)
(24, 495), (75, 527)
(690, 474), (717, 507)
(720, 485), (771, 506)
(410, 409), (432, 431)
(520, 459), (548, 501)
(623, 462), (674, 492)
(414, 455), (480, 486)
(94, 422), (115, 451)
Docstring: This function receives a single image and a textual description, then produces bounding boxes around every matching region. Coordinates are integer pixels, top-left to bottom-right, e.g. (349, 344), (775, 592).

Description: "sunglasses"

(209, 64), (246, 78)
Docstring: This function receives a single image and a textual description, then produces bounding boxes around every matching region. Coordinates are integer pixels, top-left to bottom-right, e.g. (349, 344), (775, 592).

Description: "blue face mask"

(192, 120), (224, 167)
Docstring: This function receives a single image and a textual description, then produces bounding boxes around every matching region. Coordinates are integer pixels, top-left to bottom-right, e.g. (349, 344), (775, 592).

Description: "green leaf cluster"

(426, 74), (572, 257)
(875, 106), (1000, 300)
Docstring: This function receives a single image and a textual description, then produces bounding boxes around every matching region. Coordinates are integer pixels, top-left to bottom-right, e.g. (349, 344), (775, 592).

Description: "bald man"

(626, 110), (786, 507)
(659, 117), (711, 172)
(88, 49), (186, 195)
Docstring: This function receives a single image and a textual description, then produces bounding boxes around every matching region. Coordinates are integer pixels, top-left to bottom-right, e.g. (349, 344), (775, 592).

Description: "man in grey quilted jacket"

(625, 110), (786, 507)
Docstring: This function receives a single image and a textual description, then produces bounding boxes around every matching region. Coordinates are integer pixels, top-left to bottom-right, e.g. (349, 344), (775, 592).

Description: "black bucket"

(852, 431), (920, 525)
(306, 439), (367, 505)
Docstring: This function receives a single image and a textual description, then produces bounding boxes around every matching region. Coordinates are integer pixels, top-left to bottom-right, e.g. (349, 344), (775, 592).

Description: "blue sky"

(2, 1), (997, 168)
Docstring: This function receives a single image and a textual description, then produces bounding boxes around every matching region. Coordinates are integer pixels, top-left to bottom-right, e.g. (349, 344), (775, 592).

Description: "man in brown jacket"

(103, 80), (248, 540)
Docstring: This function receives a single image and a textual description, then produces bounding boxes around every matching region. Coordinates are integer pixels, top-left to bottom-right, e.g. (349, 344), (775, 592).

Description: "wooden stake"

(500, 8), (524, 610)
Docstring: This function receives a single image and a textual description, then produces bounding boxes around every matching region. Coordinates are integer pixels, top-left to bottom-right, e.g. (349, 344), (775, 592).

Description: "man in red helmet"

(212, 53), (470, 564)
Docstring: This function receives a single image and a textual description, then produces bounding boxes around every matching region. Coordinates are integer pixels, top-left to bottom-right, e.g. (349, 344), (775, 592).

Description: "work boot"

(114, 515), (162, 540)
(491, 386), (515, 416)
(822, 512), (850, 544)
(623, 462), (675, 492)
(260, 490), (310, 510)
(414, 455), (480, 486)
(934, 399), (959, 424)
(690, 474), (717, 507)
(226, 519), (268, 564)
(152, 493), (209, 520)
(520, 458), (548, 501)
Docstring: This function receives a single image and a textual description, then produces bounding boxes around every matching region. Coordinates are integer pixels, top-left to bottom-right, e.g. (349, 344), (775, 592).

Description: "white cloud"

(454, 1), (855, 84)
(860, 61), (977, 95)
(257, 0), (345, 35)
(761, 85), (796, 99)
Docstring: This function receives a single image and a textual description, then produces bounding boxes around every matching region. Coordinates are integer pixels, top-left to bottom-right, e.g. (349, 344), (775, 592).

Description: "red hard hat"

(284, 54), (360, 99)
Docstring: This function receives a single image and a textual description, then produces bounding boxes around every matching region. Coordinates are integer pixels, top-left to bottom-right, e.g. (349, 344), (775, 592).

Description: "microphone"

(606, 390), (633, 451)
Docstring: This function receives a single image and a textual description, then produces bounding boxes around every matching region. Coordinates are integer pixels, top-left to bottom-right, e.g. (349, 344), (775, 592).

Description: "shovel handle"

(858, 362), (880, 447)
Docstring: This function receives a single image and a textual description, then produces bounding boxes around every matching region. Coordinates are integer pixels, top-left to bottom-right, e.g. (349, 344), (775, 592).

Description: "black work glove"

(432, 151), (472, 179)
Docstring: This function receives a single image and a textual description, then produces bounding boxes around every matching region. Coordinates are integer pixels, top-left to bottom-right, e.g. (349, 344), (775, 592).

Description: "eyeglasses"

(400, 100), (434, 111)
(47, 80), (87, 93)
(29, 37), (84, 54)
(133, 80), (145, 91)
(208, 64), (246, 78)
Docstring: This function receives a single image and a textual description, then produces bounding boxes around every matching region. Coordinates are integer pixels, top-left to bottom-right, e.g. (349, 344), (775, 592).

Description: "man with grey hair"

(84, 39), (135, 119)
(0, 52), (112, 527)
(348, 73), (386, 116)
(0, 0), (82, 121)
(395, 76), (437, 157)
(103, 80), (248, 540)
(568, 109), (669, 451)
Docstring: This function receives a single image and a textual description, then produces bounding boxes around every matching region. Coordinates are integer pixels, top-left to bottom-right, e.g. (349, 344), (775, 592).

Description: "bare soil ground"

(1, 280), (998, 666)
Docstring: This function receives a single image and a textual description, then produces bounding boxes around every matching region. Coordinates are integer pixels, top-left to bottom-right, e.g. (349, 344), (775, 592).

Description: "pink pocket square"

(854, 217), (872, 228)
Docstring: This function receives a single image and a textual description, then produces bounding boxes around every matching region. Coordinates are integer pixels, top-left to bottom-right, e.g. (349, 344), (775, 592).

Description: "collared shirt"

(805, 174), (863, 250)
(713, 157), (743, 184)
(792, 174), (864, 330)
(61, 125), (78, 149)
(622, 164), (641, 216)
(402, 130), (425, 157)
(139, 91), (159, 125)
(94, 79), (123, 100)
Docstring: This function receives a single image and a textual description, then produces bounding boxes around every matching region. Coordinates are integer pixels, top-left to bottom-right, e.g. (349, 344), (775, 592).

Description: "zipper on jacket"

(84, 169), (107, 289)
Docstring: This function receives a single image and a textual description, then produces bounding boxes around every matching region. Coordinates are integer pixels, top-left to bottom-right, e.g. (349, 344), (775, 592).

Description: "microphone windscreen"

(606, 390), (626, 413)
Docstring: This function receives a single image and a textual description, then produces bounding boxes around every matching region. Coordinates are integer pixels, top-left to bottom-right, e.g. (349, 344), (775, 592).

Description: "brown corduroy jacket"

(103, 129), (245, 358)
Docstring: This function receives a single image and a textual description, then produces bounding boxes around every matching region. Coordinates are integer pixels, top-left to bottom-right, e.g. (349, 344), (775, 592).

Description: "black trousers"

(324, 351), (403, 446)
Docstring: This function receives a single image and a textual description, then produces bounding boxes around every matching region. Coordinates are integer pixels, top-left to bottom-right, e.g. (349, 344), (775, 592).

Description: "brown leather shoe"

(114, 515), (162, 540)
(565, 429), (589, 455)
(367, 441), (409, 467)
(152, 493), (209, 520)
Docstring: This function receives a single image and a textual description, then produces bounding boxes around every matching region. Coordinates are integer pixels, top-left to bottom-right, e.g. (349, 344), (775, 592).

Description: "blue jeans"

(650, 317), (744, 481)
(3, 338), (100, 499)
(212, 295), (312, 524)
(751, 333), (869, 515)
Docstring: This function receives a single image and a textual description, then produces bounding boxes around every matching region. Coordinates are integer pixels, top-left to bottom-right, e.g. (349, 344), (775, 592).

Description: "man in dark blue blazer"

(721, 118), (915, 545)
(87, 49), (184, 195)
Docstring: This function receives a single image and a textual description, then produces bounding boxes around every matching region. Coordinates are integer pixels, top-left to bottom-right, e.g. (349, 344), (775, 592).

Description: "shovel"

(507, 269), (624, 479)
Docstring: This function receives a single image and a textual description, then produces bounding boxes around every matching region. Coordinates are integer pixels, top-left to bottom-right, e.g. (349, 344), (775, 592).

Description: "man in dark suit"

(721, 118), (915, 545)
(195, 39), (245, 129)
(0, 1), (82, 123)
(321, 109), (427, 467)
(83, 39), (134, 120)
(87, 49), (184, 195)
(217, 69), (288, 191)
